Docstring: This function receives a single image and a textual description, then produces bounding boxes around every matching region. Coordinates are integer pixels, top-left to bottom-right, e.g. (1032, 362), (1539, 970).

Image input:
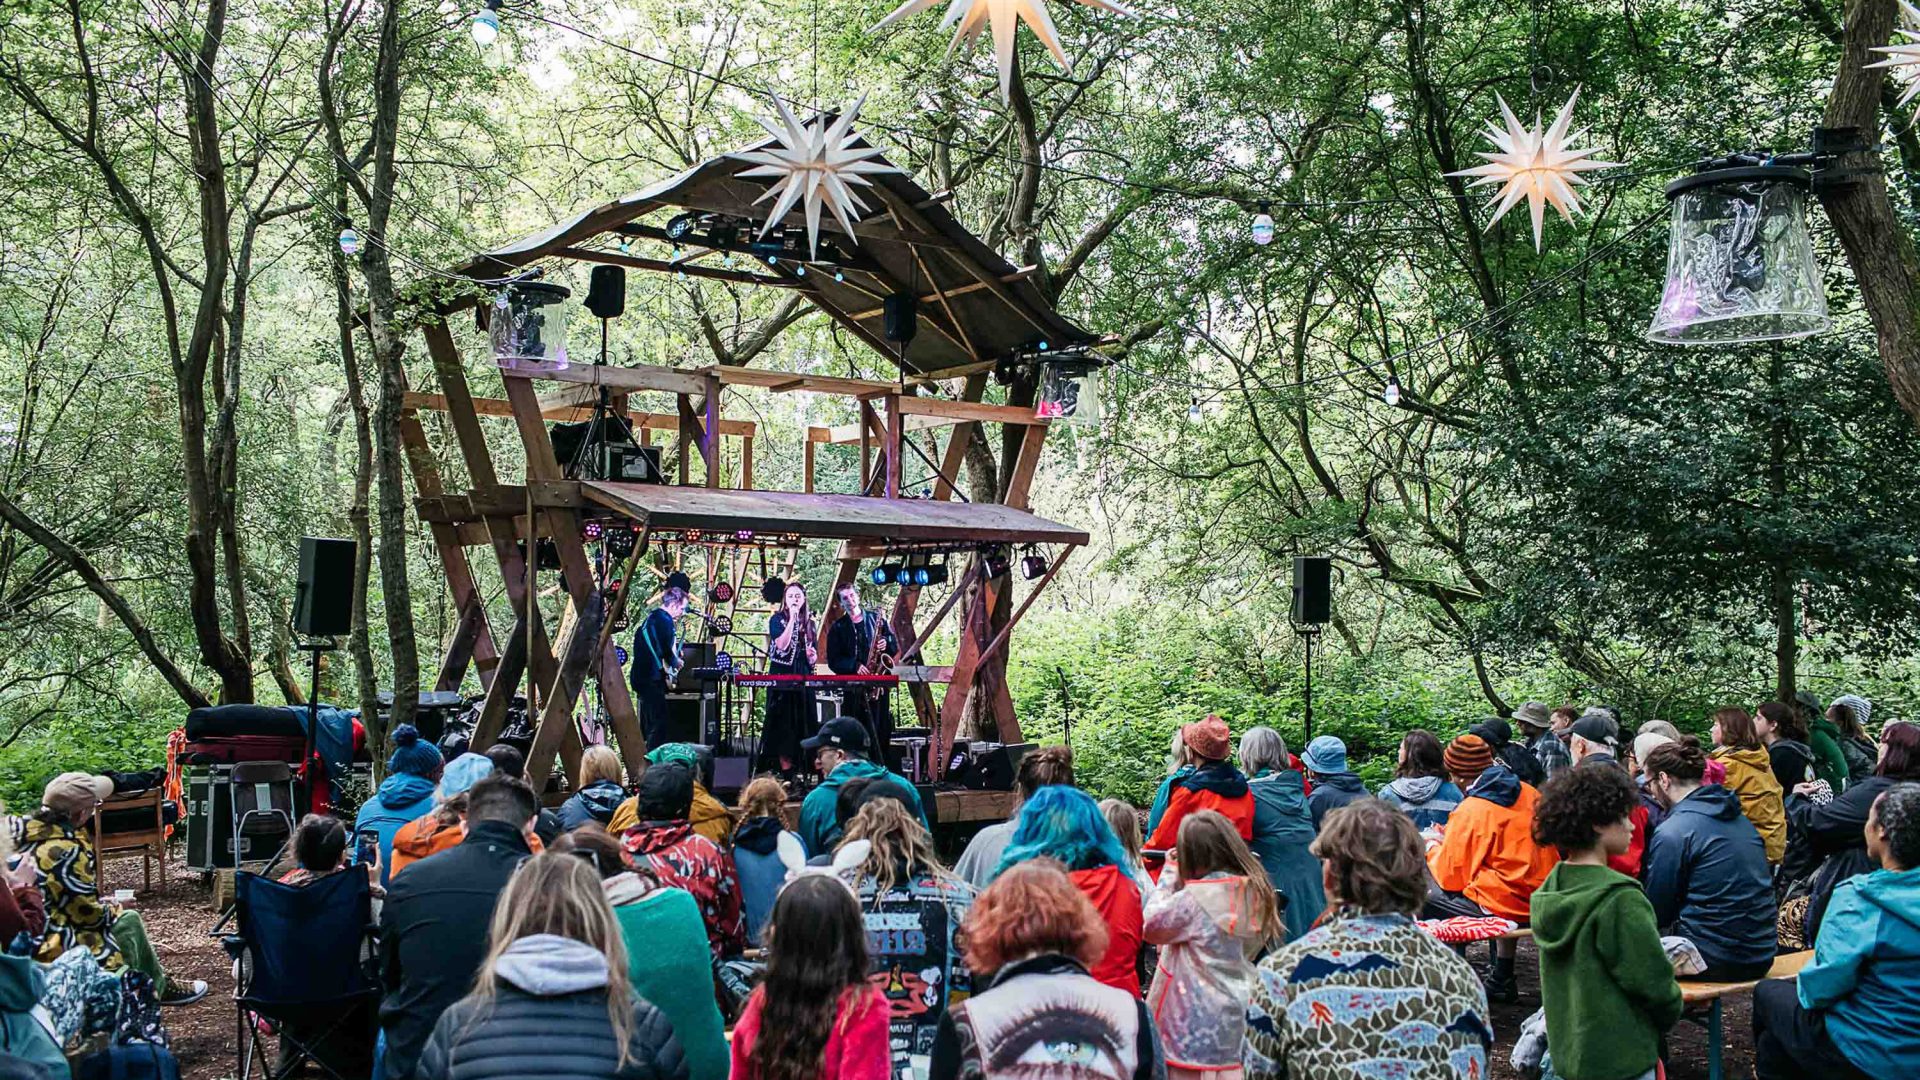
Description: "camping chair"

(224, 868), (378, 1080)
(228, 762), (295, 872)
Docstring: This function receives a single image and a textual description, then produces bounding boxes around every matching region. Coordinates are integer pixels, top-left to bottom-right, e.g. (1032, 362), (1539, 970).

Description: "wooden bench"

(89, 788), (168, 896)
(1679, 950), (1813, 1080)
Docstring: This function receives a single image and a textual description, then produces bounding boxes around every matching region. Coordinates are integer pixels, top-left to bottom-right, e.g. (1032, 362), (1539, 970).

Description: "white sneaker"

(159, 978), (209, 1006)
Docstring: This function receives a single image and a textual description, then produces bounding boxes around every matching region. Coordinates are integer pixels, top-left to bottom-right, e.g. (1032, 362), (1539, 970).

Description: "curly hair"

(961, 858), (1107, 974)
(1310, 799), (1427, 915)
(1874, 783), (1920, 869)
(1533, 764), (1639, 854)
(736, 776), (789, 827)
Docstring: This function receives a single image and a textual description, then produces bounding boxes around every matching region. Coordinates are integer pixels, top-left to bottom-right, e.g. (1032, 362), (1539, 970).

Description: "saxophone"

(863, 611), (893, 701)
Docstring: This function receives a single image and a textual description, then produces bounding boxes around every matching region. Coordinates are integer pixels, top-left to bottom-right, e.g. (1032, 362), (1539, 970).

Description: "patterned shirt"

(1244, 909), (1492, 1080)
(620, 819), (745, 959)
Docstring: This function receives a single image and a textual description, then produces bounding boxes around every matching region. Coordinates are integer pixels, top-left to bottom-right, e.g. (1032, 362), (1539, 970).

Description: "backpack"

(75, 1045), (181, 1080)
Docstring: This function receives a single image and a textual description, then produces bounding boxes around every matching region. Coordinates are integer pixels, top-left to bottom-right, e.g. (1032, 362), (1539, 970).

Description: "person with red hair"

(930, 860), (1164, 1080)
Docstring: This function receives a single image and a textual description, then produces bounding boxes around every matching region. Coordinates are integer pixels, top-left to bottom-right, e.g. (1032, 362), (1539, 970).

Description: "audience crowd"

(3, 690), (1917, 1080)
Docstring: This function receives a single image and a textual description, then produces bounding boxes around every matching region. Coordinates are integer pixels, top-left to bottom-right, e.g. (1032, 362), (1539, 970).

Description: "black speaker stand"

(1295, 624), (1322, 744)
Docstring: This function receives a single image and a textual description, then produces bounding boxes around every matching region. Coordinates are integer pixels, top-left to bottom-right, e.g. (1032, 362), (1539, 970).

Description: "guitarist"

(827, 581), (897, 757)
(630, 584), (688, 749)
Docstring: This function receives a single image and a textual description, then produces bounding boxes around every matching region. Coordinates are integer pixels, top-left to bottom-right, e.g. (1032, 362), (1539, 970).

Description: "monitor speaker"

(1291, 556), (1331, 625)
(585, 265), (626, 319)
(965, 742), (1036, 791)
(883, 292), (918, 344)
(293, 537), (355, 637)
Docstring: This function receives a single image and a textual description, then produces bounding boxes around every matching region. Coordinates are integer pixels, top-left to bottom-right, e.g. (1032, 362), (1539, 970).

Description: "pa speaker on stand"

(1291, 556), (1331, 743)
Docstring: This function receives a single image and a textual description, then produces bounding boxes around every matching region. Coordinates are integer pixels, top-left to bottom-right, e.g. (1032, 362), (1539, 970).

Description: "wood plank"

(580, 483), (1090, 545)
(703, 373), (721, 488)
(398, 408), (499, 691)
(885, 394), (904, 499)
(871, 187), (1055, 338)
(421, 321), (500, 488)
(405, 390), (757, 436)
(816, 412), (950, 446)
(841, 266), (1039, 320)
(896, 396), (1047, 427)
(1004, 423), (1050, 511)
(528, 594), (604, 791)
(554, 245), (792, 288)
(529, 363), (711, 398)
(706, 364), (922, 398)
(933, 374), (988, 503)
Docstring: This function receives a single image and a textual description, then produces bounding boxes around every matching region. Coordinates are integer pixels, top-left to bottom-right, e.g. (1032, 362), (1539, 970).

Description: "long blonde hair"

(1098, 798), (1143, 868)
(1167, 729), (1194, 775)
(470, 854), (637, 1064)
(841, 797), (950, 897)
(1175, 810), (1282, 945)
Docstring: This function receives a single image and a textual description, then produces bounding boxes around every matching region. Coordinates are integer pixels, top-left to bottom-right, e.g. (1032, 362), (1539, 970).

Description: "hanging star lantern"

(1866, 0), (1920, 125)
(733, 94), (901, 260)
(872, 0), (1135, 103)
(1447, 89), (1622, 252)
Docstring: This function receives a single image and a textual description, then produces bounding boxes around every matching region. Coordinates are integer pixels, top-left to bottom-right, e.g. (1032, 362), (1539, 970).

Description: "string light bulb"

(1383, 376), (1403, 407)
(337, 226), (360, 257)
(1188, 396), (1203, 421)
(834, 269), (845, 282)
(1251, 206), (1275, 246)
(471, 0), (502, 46)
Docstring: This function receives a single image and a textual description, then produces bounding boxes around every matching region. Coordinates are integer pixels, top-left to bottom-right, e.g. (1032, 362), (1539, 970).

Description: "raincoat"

(1143, 870), (1269, 1069)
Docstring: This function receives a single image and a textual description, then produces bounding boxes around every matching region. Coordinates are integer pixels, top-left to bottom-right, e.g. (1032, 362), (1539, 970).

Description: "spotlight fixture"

(605, 527), (636, 559)
(984, 548), (1012, 579)
(710, 615), (734, 636)
(715, 650), (735, 673)
(709, 581), (735, 604)
(872, 563), (905, 586)
(613, 646), (629, 665)
(583, 521), (603, 540)
(663, 211), (701, 243)
(1019, 547), (1050, 581)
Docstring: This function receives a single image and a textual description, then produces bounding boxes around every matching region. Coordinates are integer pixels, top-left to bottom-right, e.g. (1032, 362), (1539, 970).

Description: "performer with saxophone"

(761, 581), (818, 777)
(827, 580), (897, 756)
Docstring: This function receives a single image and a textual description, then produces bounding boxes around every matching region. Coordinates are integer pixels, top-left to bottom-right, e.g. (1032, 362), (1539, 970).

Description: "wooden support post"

(676, 393), (695, 485)
(934, 569), (1001, 779)
(703, 373), (721, 488)
(859, 403), (873, 492)
(884, 394), (904, 499)
(803, 438), (816, 493)
(743, 436), (755, 491)
(528, 592), (605, 788)
(398, 408), (500, 691)
(1004, 423), (1049, 511)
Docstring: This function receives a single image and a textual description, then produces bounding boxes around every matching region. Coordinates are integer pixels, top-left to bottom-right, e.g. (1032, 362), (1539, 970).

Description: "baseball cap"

(43, 772), (113, 819)
(802, 717), (871, 756)
(1571, 711), (1616, 746)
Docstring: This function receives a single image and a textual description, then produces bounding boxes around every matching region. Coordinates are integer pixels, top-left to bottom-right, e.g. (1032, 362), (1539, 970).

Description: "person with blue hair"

(994, 784), (1145, 995)
(355, 726), (444, 888)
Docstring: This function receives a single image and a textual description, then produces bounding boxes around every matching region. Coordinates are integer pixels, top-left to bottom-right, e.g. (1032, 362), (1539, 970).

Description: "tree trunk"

(1822, 0), (1920, 428)
(1767, 344), (1798, 703)
(328, 184), (386, 761)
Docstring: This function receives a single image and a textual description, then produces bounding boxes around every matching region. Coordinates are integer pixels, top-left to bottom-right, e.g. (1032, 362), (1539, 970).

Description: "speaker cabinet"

(1291, 556), (1332, 625)
(294, 537), (356, 637)
(883, 292), (918, 343)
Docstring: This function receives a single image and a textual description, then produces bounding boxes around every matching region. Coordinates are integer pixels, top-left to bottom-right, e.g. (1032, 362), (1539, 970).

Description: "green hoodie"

(1806, 715), (1852, 791)
(1530, 862), (1682, 1080)
(0, 954), (67, 1076)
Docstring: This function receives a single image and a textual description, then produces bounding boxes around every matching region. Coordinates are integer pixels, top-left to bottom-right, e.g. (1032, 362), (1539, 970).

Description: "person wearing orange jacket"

(1145, 716), (1254, 869)
(1425, 732), (1558, 1003)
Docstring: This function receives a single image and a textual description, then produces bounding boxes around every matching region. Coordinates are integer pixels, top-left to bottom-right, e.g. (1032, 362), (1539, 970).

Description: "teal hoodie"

(0, 954), (67, 1076)
(354, 771), (438, 887)
(1529, 862), (1682, 1080)
(797, 759), (926, 856)
(1799, 866), (1920, 1075)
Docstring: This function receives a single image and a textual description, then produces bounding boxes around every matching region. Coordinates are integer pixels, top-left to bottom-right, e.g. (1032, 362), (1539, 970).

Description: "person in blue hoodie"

(355, 724), (443, 888)
(555, 745), (627, 831)
(796, 717), (925, 857)
(0, 952), (65, 1077)
(1753, 782), (1920, 1079)
(1302, 735), (1370, 829)
(1379, 729), (1465, 830)
(730, 776), (792, 947)
(1640, 737), (1776, 980)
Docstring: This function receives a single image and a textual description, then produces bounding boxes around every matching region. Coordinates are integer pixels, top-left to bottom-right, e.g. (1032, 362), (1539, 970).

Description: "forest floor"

(127, 851), (1753, 1080)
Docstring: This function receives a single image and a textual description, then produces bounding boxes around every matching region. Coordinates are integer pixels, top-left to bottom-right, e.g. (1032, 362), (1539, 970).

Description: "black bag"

(75, 1045), (181, 1080)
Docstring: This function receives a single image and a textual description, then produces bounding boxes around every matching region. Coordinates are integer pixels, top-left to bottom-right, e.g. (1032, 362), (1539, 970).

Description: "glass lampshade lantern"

(1035, 357), (1102, 425)
(1645, 166), (1830, 345)
(490, 281), (572, 373)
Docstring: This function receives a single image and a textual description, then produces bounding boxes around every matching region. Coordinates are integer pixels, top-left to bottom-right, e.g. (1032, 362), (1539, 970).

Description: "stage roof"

(582, 482), (1089, 546)
(451, 122), (1092, 378)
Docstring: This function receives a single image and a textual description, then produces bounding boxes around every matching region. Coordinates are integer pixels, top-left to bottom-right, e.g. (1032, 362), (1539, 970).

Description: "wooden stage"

(773, 786), (1015, 828)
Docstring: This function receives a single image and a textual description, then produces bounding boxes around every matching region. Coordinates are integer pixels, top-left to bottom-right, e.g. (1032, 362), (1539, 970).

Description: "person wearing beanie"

(618, 761), (744, 960)
(1144, 716), (1255, 865)
(355, 725), (445, 887)
(1427, 733), (1557, 1003)
(1471, 717), (1545, 786)
(386, 752), (546, 879)
(1794, 690), (1852, 794)
(1302, 734), (1370, 829)
(1828, 695), (1878, 781)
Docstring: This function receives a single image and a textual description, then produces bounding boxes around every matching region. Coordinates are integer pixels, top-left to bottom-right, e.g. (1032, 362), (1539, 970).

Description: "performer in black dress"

(760, 581), (817, 777)
(826, 581), (897, 754)
(629, 585), (688, 749)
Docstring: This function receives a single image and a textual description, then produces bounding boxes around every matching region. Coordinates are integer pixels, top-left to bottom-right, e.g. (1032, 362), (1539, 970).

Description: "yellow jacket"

(1713, 746), (1787, 863)
(608, 781), (733, 848)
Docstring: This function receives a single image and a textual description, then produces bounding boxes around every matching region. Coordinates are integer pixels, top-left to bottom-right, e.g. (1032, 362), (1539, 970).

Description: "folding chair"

(225, 869), (378, 1080)
(228, 762), (295, 872)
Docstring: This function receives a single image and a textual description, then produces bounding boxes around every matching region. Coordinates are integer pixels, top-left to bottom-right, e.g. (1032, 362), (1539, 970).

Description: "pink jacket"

(730, 984), (890, 1080)
(1144, 871), (1270, 1069)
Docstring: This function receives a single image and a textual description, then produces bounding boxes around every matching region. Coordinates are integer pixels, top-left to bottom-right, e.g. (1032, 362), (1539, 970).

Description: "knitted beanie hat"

(1833, 694), (1873, 729)
(1444, 733), (1495, 782)
(387, 724), (445, 778)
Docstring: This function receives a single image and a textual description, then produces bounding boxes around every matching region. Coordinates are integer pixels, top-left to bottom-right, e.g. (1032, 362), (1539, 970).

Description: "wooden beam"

(814, 412), (950, 446)
(705, 364), (923, 398)
(703, 373), (721, 488)
(1004, 423), (1050, 511)
(804, 437), (816, 493)
(742, 435), (755, 491)
(554, 245), (793, 288)
(885, 394), (903, 499)
(398, 406), (499, 692)
(896, 396), (1047, 427)
(421, 321), (500, 489)
(405, 390), (757, 436)
(871, 187), (1055, 337)
(844, 267), (1039, 320)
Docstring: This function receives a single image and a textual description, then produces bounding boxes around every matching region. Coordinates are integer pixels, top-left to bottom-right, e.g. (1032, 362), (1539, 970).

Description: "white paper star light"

(733, 94), (902, 260)
(1447, 89), (1623, 252)
(872, 0), (1135, 103)
(1867, 0), (1920, 124)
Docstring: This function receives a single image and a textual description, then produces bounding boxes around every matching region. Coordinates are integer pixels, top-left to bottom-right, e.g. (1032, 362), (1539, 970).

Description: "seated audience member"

(1239, 725), (1325, 940)
(1530, 766), (1683, 1080)
(555, 828), (728, 1080)
(609, 744), (732, 846)
(355, 724), (444, 886)
(280, 813), (385, 901)
(618, 761), (744, 960)
(386, 752), (502, 878)
(1100, 798), (1154, 896)
(1753, 783), (1920, 1080)
(996, 785), (1146, 995)
(932, 860), (1164, 1080)
(1300, 734), (1369, 829)
(1149, 728), (1198, 836)
(796, 719), (925, 857)
(1567, 712), (1654, 877)
(1515, 701), (1572, 782)
(1148, 716), (1256, 856)
(15, 773), (206, 1005)
(413, 852), (688, 1080)
(484, 743), (564, 846)
(1828, 695), (1878, 781)
(730, 875), (890, 1080)
(953, 745), (1075, 889)
(1709, 707), (1787, 864)
(1640, 738), (1776, 980)
(0, 948), (64, 1077)
(557, 745), (628, 832)
(1782, 721), (1920, 927)
(731, 777), (793, 948)
(1146, 811), (1281, 1079)
(378, 774), (538, 1080)
(0, 802), (45, 948)
(1380, 728), (1465, 829)
(1472, 716), (1546, 787)
(1756, 701), (1818, 793)
(1426, 733), (1556, 1002)
(1794, 691), (1851, 793)
(1245, 799), (1491, 1080)
(841, 795), (974, 1078)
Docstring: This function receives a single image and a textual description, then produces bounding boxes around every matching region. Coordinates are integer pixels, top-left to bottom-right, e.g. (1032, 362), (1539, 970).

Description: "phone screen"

(356, 830), (380, 866)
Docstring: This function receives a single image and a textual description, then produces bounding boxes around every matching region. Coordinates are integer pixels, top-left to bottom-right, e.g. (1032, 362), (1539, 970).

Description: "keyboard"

(731, 673), (900, 690)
